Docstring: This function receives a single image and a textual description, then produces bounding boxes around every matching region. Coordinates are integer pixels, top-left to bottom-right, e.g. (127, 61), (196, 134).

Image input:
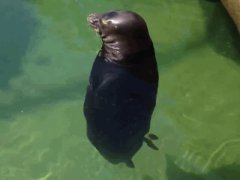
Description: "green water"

(0, 0), (240, 179)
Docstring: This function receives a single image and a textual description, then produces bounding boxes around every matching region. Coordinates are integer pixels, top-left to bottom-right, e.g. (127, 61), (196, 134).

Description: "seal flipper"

(148, 133), (159, 140)
(143, 137), (159, 151)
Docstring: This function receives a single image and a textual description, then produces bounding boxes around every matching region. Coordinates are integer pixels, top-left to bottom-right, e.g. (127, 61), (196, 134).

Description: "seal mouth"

(87, 13), (101, 33)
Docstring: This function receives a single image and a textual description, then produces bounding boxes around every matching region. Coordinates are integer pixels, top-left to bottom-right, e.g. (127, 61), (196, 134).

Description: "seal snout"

(87, 13), (101, 32)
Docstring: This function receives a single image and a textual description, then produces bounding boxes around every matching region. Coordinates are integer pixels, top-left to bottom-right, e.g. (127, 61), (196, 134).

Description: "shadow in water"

(166, 155), (240, 180)
(156, 0), (240, 71)
(199, 0), (240, 65)
(209, 163), (240, 180)
(0, 0), (38, 89)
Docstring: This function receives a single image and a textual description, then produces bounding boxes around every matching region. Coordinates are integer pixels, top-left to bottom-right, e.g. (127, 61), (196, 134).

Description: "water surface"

(0, 0), (240, 179)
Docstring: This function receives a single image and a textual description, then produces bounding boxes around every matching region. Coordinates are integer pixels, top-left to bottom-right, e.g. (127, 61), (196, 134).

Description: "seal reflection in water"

(84, 10), (159, 168)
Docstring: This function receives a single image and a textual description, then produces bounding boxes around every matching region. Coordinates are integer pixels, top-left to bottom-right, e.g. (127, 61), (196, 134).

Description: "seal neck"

(100, 38), (154, 64)
(98, 44), (155, 66)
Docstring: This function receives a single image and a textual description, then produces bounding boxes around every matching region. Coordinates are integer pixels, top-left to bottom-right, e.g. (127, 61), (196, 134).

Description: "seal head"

(87, 11), (153, 63)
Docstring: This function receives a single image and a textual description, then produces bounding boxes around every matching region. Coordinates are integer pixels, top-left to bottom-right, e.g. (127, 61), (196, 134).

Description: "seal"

(84, 10), (159, 168)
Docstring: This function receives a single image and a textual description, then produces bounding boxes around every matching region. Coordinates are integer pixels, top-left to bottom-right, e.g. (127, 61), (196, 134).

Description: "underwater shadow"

(166, 155), (240, 180)
(209, 163), (240, 180)
(0, 0), (38, 89)
(156, 0), (240, 71)
(199, 0), (240, 65)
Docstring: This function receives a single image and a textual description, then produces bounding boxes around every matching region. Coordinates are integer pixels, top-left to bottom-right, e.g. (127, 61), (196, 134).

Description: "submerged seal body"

(84, 10), (158, 167)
